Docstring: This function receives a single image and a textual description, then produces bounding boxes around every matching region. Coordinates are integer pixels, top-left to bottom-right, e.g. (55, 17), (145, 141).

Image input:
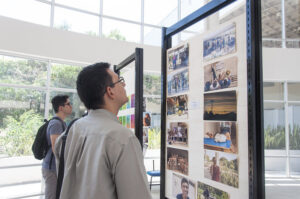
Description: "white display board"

(164, 13), (248, 199)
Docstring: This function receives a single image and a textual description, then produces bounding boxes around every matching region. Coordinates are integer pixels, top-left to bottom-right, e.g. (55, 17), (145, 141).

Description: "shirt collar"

(87, 109), (119, 123)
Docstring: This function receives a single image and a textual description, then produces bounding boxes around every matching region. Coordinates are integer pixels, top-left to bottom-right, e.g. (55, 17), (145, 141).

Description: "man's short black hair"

(51, 95), (69, 113)
(181, 177), (189, 186)
(76, 62), (113, 109)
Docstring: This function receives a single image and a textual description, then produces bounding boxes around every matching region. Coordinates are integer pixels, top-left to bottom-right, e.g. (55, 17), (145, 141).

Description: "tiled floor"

(266, 177), (300, 199)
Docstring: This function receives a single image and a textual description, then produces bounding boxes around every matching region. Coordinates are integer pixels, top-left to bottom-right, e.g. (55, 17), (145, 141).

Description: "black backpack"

(32, 117), (63, 160)
(56, 118), (79, 199)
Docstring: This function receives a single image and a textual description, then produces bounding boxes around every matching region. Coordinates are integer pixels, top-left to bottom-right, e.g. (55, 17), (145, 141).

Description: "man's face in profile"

(181, 182), (189, 197)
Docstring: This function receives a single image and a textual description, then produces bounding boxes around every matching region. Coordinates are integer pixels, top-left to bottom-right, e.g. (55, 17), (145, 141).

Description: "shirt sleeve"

(114, 135), (152, 199)
(49, 120), (65, 135)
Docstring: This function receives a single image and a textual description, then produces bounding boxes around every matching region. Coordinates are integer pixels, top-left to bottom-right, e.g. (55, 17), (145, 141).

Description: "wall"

(263, 48), (300, 81)
(0, 15), (161, 70)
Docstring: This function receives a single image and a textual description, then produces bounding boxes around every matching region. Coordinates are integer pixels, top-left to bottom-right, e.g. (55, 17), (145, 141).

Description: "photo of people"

(167, 94), (188, 120)
(167, 43), (189, 73)
(143, 112), (151, 126)
(167, 147), (189, 175)
(204, 57), (238, 92)
(203, 23), (236, 61)
(197, 181), (229, 199)
(204, 121), (237, 153)
(172, 174), (196, 199)
(203, 91), (237, 121)
(168, 68), (189, 95)
(204, 150), (239, 188)
(167, 122), (188, 146)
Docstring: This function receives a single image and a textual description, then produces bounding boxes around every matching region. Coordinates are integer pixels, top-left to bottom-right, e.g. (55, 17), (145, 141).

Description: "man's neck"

(55, 112), (66, 121)
(102, 104), (120, 116)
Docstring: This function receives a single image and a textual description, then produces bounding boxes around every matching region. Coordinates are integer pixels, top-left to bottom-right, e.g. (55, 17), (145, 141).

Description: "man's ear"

(106, 86), (115, 99)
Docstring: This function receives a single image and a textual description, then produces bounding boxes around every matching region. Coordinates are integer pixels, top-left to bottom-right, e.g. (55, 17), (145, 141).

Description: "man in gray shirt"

(55, 62), (151, 199)
(42, 95), (72, 199)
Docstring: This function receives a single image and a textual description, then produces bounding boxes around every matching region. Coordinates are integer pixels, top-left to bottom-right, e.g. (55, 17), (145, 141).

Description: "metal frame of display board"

(114, 47), (144, 148)
(160, 0), (264, 199)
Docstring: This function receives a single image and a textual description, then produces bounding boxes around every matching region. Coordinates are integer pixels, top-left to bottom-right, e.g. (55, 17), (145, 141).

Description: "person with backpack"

(54, 62), (151, 199)
(42, 95), (72, 199)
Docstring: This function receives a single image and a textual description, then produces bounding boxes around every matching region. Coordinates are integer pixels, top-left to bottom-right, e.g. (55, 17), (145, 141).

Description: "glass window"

(290, 157), (300, 176)
(181, 0), (205, 19)
(288, 103), (300, 150)
(102, 18), (140, 43)
(0, 55), (48, 86)
(51, 63), (83, 89)
(263, 82), (284, 101)
(261, 0), (282, 39)
(144, 0), (178, 27)
(144, 26), (162, 46)
(49, 91), (86, 122)
(0, 0), (50, 26)
(265, 157), (287, 177)
(285, 0), (300, 39)
(55, 0), (100, 14)
(0, 87), (45, 157)
(288, 83), (300, 101)
(103, 0), (141, 22)
(264, 102), (285, 150)
(54, 7), (99, 36)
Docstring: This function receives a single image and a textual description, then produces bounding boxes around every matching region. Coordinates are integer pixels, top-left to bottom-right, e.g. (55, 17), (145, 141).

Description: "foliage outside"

(264, 125), (285, 149)
(0, 110), (43, 156)
(148, 128), (161, 149)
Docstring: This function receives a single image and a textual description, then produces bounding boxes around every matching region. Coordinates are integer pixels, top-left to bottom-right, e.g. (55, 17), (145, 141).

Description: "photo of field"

(204, 150), (239, 188)
(197, 181), (230, 199)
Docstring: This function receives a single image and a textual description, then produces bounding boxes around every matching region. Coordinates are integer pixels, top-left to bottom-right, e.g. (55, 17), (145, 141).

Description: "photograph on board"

(167, 43), (189, 73)
(204, 150), (239, 188)
(204, 121), (237, 153)
(172, 173), (196, 199)
(167, 122), (188, 147)
(203, 23), (236, 61)
(168, 68), (189, 95)
(197, 181), (230, 199)
(167, 147), (189, 175)
(203, 91), (237, 121)
(167, 94), (188, 120)
(204, 57), (238, 92)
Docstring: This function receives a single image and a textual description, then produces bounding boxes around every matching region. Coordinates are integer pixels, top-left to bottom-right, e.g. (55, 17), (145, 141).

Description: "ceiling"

(220, 0), (300, 39)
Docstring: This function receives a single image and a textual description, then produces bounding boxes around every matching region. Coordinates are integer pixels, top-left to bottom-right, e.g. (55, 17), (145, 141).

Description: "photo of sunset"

(204, 91), (237, 121)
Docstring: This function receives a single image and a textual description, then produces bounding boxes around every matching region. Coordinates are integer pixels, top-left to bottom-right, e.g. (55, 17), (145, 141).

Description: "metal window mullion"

(281, 0), (286, 48)
(44, 61), (51, 119)
(284, 81), (290, 177)
(99, 0), (103, 37)
(141, 0), (144, 44)
(50, 0), (55, 27)
(178, 0), (181, 42)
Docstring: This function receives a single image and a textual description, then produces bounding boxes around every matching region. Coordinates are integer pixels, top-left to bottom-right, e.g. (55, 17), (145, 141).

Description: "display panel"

(163, 11), (248, 199)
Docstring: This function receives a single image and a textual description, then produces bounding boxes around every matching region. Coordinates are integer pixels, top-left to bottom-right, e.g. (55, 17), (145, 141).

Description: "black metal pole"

(135, 48), (144, 148)
(247, 0), (265, 199)
(160, 27), (171, 199)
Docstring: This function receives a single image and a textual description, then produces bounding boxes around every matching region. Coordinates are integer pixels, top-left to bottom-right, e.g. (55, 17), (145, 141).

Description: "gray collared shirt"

(54, 109), (152, 199)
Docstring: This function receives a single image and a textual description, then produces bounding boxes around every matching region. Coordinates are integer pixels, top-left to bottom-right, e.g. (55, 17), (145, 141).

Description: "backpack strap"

(49, 117), (66, 170)
(56, 118), (79, 199)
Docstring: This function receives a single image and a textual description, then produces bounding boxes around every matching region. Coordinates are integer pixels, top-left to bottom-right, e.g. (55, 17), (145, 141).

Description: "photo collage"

(165, 23), (239, 199)
(117, 94), (135, 129)
(166, 43), (190, 189)
(203, 23), (239, 192)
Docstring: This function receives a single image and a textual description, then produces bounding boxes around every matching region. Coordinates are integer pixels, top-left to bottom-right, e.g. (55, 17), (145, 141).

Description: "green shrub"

(0, 110), (43, 156)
